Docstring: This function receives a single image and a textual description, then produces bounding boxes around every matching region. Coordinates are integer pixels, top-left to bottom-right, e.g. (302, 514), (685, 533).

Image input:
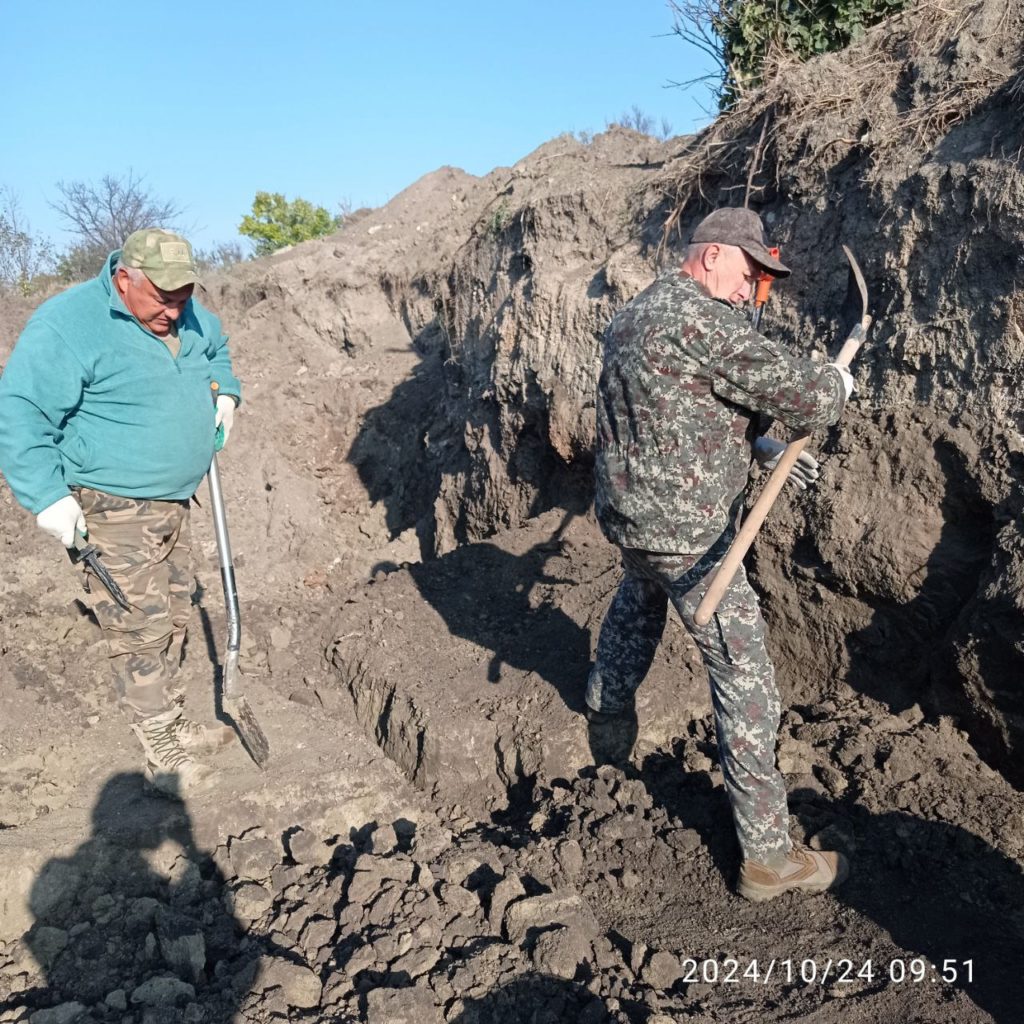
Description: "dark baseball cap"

(690, 208), (790, 277)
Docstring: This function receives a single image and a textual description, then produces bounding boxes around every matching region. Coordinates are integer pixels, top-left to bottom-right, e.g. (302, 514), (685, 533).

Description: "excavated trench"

(2, 5), (1023, 1021)
(321, 504), (1024, 1024)
(317, 9), (1024, 1016)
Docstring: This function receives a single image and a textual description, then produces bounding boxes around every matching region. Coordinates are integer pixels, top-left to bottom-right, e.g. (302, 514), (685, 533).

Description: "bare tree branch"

(744, 112), (770, 207)
(667, 0), (730, 100)
(50, 171), (182, 252)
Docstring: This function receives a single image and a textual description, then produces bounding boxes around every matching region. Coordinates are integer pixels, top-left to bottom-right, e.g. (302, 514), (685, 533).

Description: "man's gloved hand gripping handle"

(753, 436), (821, 490)
(214, 394), (236, 451)
(36, 494), (86, 547)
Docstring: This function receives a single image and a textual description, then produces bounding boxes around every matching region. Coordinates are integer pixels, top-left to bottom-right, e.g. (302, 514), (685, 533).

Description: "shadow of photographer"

(1, 772), (257, 1021)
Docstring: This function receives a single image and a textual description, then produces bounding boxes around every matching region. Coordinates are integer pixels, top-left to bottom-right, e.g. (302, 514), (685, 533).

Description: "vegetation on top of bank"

(670, 0), (909, 107)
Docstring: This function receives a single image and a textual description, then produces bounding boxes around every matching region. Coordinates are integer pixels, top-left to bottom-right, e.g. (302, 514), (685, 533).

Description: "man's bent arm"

(201, 311), (242, 405)
(707, 318), (845, 433)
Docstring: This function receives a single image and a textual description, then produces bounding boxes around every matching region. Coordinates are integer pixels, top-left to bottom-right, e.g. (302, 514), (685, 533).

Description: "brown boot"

(737, 843), (849, 902)
(169, 691), (236, 755)
(173, 715), (236, 755)
(132, 707), (217, 796)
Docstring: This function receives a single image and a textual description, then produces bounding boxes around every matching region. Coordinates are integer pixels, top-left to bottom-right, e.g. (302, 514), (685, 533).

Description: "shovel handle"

(692, 314), (871, 628)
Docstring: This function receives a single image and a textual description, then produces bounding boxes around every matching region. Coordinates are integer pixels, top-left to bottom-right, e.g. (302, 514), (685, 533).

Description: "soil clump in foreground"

(1, 2), (1023, 1020)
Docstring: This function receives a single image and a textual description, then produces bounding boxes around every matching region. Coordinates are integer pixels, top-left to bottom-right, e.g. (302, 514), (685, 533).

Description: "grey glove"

(753, 436), (820, 490)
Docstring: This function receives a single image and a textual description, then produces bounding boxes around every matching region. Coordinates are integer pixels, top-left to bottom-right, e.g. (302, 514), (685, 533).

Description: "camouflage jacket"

(595, 268), (846, 553)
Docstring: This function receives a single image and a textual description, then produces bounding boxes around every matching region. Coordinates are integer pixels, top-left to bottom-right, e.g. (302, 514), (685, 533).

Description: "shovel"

(693, 246), (871, 627)
(207, 384), (270, 768)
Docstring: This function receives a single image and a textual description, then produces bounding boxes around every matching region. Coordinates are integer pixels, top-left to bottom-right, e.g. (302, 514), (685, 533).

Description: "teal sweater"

(0, 253), (241, 514)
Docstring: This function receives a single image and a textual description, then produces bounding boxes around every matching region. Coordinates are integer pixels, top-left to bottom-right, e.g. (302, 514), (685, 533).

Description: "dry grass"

(1012, 71), (1024, 99)
(657, 0), (1023, 248)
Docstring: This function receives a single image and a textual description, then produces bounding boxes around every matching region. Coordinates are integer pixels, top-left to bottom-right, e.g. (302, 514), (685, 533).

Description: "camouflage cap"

(119, 228), (199, 291)
(690, 208), (790, 278)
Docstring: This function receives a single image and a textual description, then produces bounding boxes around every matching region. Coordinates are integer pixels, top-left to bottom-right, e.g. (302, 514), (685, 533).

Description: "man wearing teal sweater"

(0, 229), (241, 795)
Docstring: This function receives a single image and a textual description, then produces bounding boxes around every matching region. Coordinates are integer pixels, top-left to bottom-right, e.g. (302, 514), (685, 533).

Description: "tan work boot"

(737, 843), (849, 902)
(132, 707), (216, 796)
(169, 691), (236, 755)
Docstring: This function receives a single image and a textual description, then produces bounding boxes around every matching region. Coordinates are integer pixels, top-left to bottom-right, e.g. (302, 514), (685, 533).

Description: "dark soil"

(1, 2), (1023, 1020)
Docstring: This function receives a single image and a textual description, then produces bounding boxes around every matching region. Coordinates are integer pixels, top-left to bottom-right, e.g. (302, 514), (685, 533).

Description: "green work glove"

(214, 395), (235, 451)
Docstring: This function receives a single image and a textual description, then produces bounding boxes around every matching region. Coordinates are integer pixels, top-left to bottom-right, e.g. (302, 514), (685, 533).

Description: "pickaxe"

(693, 246), (870, 627)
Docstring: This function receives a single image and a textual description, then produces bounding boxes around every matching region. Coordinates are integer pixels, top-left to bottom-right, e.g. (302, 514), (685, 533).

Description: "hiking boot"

(585, 702), (638, 767)
(132, 707), (216, 796)
(169, 691), (235, 755)
(174, 716), (236, 755)
(737, 843), (849, 902)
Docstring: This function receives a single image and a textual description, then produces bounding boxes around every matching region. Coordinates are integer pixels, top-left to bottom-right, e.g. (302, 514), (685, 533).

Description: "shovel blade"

(224, 695), (270, 769)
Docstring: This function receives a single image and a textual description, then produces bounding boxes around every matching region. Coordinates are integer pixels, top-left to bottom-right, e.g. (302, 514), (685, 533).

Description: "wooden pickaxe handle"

(692, 249), (870, 628)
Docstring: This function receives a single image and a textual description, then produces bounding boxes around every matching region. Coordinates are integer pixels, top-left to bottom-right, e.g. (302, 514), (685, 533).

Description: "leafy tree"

(0, 188), (56, 294)
(238, 192), (340, 256)
(670, 0), (907, 107)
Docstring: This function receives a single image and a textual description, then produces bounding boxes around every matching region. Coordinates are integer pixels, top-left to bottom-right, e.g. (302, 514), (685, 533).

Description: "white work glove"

(829, 363), (856, 401)
(214, 395), (237, 451)
(753, 436), (821, 490)
(36, 495), (87, 547)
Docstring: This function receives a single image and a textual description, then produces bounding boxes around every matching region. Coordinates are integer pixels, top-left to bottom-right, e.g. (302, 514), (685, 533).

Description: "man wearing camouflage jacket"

(586, 207), (855, 901)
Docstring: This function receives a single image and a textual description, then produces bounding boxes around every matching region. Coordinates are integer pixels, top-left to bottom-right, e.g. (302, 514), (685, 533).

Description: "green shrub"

(239, 192), (340, 256)
(672, 0), (907, 107)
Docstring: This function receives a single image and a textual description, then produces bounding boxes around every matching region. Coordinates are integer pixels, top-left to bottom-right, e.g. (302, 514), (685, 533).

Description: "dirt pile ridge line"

(2, 2), (1024, 1017)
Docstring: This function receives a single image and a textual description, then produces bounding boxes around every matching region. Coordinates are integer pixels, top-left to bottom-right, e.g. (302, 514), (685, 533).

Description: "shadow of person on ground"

(448, 973), (613, 1024)
(800, 786), (1024, 1024)
(0, 772), (257, 1021)
(346, 323), (450, 560)
(407, 510), (592, 709)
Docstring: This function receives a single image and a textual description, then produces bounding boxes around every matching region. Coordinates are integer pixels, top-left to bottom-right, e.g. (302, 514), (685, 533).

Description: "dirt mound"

(2, 3), (1024, 1021)
(328, 511), (706, 813)
(343, 0), (1024, 781)
(646, 0), (1024, 786)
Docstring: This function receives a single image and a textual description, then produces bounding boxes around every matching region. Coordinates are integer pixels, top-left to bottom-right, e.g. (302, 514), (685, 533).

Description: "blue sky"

(2, 2), (716, 253)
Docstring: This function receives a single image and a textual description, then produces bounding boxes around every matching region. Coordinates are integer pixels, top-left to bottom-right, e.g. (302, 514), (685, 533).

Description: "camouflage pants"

(586, 545), (790, 862)
(73, 487), (193, 721)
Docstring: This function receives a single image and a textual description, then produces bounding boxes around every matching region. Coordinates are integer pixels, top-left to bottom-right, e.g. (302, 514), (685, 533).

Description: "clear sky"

(2, 1), (716, 254)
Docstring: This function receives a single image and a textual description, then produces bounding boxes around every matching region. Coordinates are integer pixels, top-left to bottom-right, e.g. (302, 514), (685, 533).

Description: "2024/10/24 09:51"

(677, 957), (974, 985)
